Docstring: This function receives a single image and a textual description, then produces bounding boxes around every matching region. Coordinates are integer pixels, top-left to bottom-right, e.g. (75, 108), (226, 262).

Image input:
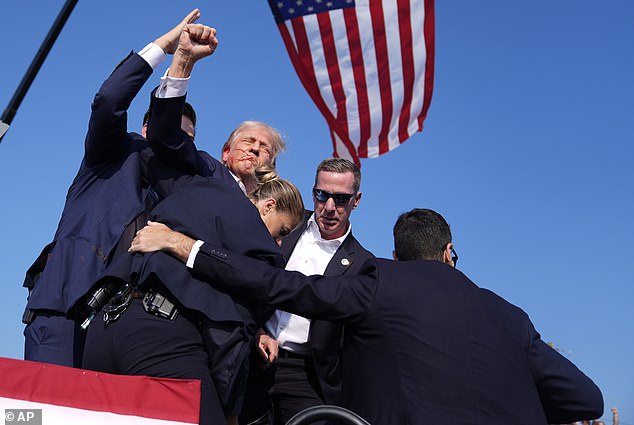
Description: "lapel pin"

(341, 258), (350, 266)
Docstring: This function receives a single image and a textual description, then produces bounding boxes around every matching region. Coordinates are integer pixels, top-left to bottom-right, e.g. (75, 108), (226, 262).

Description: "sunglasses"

(313, 188), (356, 206)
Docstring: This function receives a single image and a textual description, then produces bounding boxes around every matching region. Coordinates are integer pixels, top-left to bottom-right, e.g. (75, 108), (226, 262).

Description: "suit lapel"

(323, 235), (357, 277)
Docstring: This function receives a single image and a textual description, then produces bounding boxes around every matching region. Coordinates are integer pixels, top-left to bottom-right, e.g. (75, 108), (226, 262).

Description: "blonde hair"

(249, 166), (304, 228)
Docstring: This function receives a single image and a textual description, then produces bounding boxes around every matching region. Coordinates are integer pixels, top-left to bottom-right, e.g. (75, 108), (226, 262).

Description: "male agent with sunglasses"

(238, 157), (374, 425)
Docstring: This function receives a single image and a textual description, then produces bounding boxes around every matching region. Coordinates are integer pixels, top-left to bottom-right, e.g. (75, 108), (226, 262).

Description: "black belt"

(22, 307), (64, 325)
(278, 349), (309, 359)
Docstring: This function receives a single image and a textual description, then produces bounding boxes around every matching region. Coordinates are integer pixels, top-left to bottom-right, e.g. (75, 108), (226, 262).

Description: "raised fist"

(175, 23), (218, 63)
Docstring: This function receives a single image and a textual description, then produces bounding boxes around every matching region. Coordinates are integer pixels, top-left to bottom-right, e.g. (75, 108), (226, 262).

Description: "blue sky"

(1, 1), (632, 422)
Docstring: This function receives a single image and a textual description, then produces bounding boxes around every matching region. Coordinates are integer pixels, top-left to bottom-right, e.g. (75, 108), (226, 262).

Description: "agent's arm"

(527, 319), (604, 424)
(84, 9), (200, 167)
(146, 21), (218, 173)
(129, 221), (376, 322)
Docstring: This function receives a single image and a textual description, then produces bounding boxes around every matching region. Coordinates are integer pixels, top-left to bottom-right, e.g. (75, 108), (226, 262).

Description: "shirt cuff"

(155, 68), (190, 99)
(186, 240), (205, 269)
(138, 42), (166, 70)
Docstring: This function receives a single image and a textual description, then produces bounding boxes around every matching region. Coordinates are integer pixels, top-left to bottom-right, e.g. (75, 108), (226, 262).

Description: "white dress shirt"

(137, 42), (190, 99)
(265, 214), (351, 355)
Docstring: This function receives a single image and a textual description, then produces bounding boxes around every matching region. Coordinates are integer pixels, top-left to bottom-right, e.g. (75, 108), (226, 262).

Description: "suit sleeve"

(84, 52), (153, 167)
(192, 244), (377, 324)
(145, 92), (240, 188)
(145, 90), (199, 174)
(526, 318), (604, 423)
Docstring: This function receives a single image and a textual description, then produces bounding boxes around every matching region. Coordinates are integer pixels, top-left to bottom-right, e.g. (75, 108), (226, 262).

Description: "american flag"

(268, 0), (435, 165)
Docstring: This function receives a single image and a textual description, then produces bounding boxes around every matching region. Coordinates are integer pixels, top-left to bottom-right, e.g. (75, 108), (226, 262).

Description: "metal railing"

(286, 405), (370, 425)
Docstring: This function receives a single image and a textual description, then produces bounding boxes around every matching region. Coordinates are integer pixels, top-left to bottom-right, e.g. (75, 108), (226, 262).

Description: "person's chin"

(237, 164), (255, 175)
(319, 218), (339, 231)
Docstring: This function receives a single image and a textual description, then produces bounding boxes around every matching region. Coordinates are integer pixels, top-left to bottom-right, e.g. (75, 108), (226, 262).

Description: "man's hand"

(168, 23), (218, 78)
(178, 23), (218, 62)
(154, 9), (201, 55)
(129, 221), (194, 263)
(256, 329), (279, 367)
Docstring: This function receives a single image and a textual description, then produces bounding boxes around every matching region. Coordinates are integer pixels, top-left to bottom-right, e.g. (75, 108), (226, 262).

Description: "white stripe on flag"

(408, 0), (427, 136)
(355, 3), (382, 157)
(330, 9), (359, 142)
(383, 0), (406, 152)
(304, 14), (338, 118)
(0, 358), (200, 424)
(0, 398), (193, 425)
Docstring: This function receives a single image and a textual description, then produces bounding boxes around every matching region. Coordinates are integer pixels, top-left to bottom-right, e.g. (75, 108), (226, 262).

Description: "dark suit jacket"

(24, 53), (159, 315)
(97, 93), (284, 414)
(115, 91), (284, 324)
(23, 53), (228, 316)
(278, 211), (373, 405)
(191, 249), (604, 425)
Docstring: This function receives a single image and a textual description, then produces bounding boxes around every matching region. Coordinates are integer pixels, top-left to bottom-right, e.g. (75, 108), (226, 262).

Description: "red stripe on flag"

(343, 7), (371, 159)
(418, 0), (435, 129)
(0, 358), (200, 423)
(397, 0), (415, 143)
(369, 1), (394, 156)
(279, 22), (314, 90)
(279, 18), (359, 163)
(317, 13), (350, 142)
(278, 20), (322, 111)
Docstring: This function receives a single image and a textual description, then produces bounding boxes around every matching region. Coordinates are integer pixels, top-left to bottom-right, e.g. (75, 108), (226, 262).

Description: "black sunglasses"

(312, 188), (356, 206)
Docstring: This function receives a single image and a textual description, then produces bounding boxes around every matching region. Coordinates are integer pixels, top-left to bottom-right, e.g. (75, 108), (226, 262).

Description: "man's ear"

(392, 250), (399, 261)
(442, 242), (454, 266)
(221, 146), (231, 163)
(352, 191), (362, 209)
(142, 124), (148, 139)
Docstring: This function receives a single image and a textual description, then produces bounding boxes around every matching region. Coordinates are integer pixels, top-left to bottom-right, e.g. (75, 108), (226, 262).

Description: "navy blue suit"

(23, 52), (158, 367)
(22, 52), (227, 368)
(144, 94), (283, 415)
(82, 92), (284, 424)
(189, 249), (604, 425)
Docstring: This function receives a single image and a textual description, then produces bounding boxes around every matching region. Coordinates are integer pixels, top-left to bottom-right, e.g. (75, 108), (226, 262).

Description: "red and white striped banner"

(0, 357), (200, 424)
(268, 0), (435, 165)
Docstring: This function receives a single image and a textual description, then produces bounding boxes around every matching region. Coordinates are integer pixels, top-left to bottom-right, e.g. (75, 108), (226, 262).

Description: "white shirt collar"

(228, 169), (247, 195)
(305, 213), (351, 247)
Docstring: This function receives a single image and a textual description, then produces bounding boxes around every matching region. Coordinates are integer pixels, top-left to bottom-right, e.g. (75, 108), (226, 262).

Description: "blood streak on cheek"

(235, 148), (256, 162)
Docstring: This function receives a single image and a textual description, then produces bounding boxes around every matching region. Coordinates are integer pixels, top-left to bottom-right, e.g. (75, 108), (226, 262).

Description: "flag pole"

(0, 0), (79, 142)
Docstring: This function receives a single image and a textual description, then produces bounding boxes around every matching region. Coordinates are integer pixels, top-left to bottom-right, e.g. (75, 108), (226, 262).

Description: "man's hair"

(221, 121), (286, 165)
(393, 208), (452, 261)
(249, 165), (305, 229)
(314, 158), (361, 193)
(143, 102), (197, 128)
